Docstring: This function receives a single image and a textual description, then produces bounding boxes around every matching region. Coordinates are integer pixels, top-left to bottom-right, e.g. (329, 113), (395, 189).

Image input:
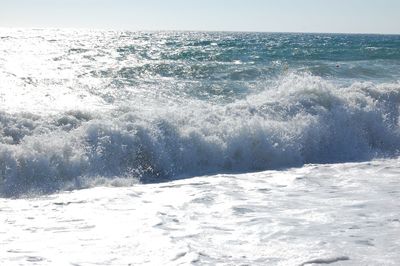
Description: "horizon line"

(0, 26), (399, 36)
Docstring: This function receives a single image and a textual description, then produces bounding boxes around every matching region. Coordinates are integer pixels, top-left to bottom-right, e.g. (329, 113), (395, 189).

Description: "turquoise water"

(0, 29), (400, 196)
(83, 32), (400, 100)
(113, 32), (400, 83)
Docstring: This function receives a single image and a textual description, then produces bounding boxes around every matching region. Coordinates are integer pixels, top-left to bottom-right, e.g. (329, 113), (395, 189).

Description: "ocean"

(1, 29), (400, 265)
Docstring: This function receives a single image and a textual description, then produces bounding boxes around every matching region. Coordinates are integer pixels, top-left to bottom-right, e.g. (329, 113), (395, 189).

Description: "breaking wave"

(1, 74), (400, 196)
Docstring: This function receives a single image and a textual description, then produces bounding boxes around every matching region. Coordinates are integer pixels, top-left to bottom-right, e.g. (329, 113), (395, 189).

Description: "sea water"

(1, 29), (400, 265)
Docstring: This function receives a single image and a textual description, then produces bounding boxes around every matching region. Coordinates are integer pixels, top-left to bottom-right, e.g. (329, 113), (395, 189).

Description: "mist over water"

(1, 29), (400, 196)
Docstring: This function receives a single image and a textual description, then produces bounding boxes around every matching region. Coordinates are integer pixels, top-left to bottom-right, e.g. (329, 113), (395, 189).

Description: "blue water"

(0, 29), (400, 196)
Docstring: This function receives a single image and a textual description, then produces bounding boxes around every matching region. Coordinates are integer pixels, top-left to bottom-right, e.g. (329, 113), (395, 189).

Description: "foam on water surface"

(1, 72), (400, 196)
(1, 159), (400, 265)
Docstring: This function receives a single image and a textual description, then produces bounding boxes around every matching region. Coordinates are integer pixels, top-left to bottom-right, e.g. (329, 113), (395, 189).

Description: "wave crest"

(1, 74), (400, 196)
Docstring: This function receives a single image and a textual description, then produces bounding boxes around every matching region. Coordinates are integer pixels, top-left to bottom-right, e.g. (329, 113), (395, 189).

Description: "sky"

(0, 0), (399, 34)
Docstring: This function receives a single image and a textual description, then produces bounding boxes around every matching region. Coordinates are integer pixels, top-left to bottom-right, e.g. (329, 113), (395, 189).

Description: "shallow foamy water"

(2, 159), (400, 265)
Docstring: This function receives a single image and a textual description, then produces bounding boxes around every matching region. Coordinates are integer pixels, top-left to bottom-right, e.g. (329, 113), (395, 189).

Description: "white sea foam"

(1, 73), (400, 196)
(1, 159), (400, 265)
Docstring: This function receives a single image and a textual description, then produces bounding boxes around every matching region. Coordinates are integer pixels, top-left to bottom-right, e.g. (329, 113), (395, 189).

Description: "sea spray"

(1, 73), (400, 196)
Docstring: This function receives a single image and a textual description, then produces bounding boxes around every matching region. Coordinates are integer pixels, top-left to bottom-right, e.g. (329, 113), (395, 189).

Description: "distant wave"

(1, 73), (400, 197)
